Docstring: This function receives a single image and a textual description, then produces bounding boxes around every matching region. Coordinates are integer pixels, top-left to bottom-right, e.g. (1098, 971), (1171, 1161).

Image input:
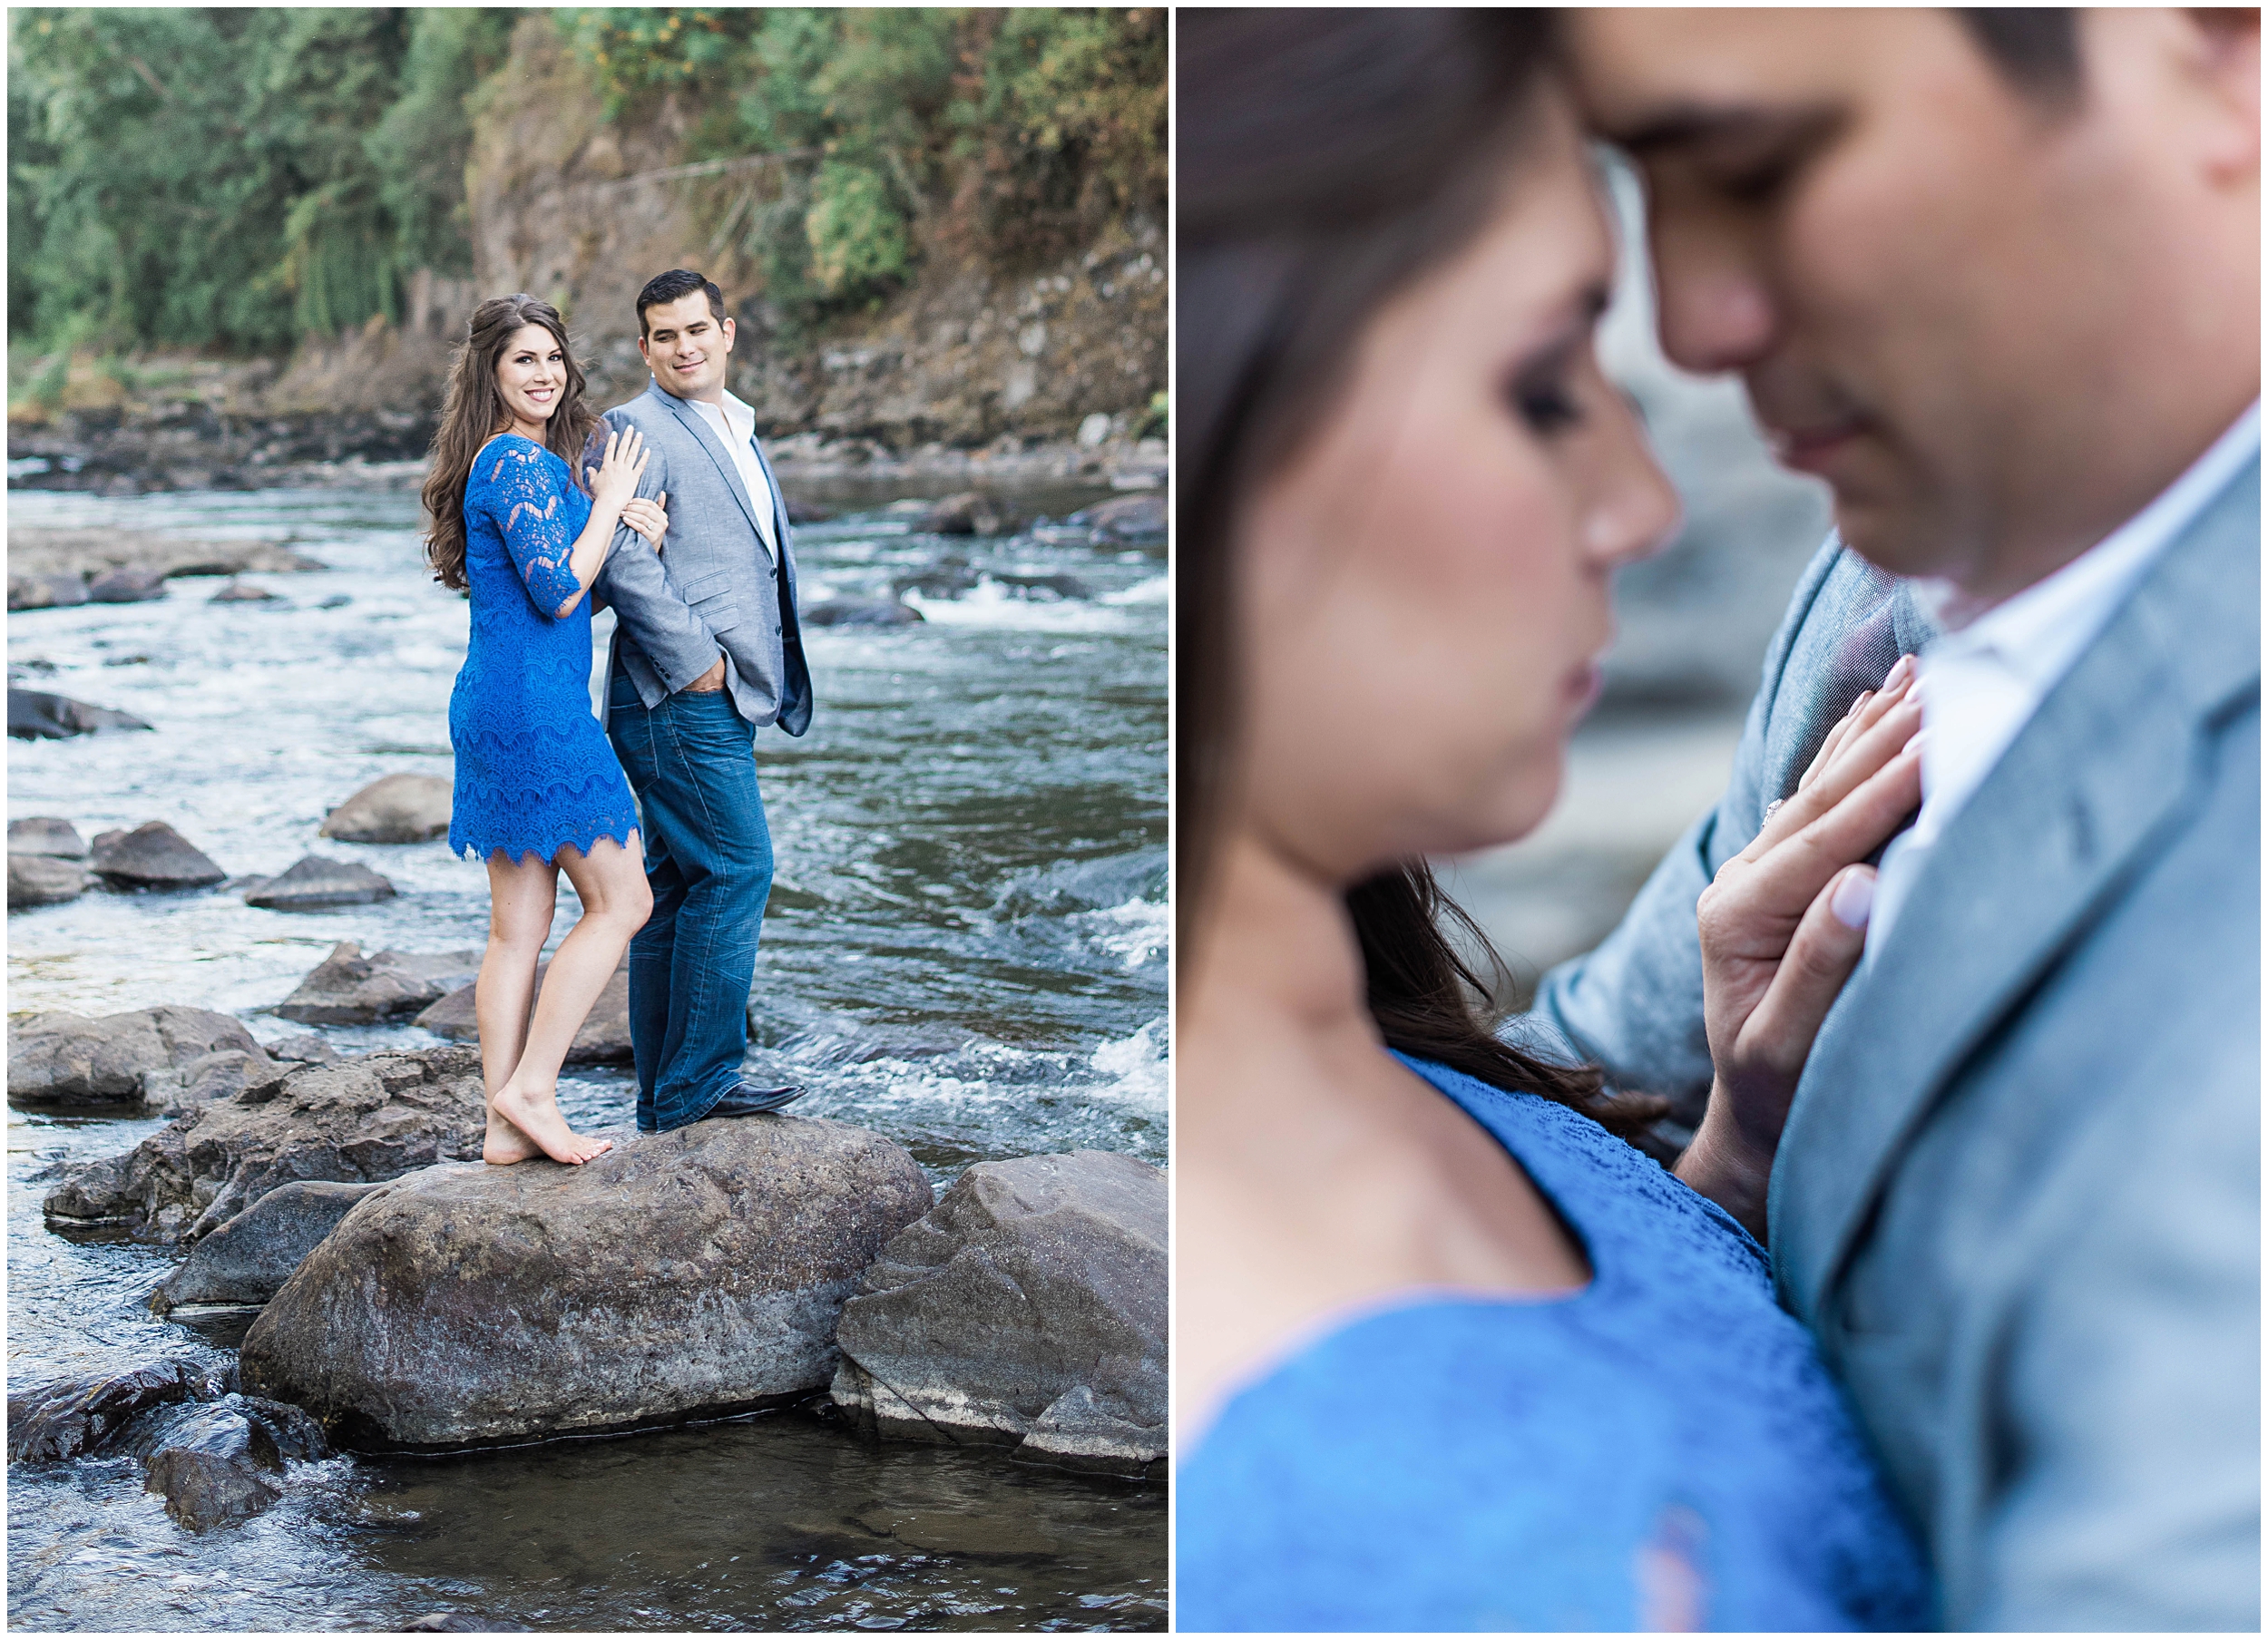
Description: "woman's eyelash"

(1511, 368), (1583, 435)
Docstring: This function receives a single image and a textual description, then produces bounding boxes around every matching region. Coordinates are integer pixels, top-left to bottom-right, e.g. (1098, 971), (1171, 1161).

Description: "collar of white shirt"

(1865, 399), (2261, 952)
(684, 390), (777, 559)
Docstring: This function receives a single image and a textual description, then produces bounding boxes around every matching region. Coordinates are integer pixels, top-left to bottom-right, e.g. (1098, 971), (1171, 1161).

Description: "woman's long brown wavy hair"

(422, 294), (599, 591)
(1178, 9), (1671, 1151)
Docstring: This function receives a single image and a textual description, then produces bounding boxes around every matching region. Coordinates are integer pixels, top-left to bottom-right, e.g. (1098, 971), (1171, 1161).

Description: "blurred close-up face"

(1569, 8), (2262, 605)
(1231, 92), (1678, 885)
(640, 292), (736, 399)
(494, 323), (564, 428)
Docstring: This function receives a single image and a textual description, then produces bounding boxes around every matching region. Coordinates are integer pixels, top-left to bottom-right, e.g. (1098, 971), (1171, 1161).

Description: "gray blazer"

(591, 382), (812, 736)
(1526, 463), (2262, 1630)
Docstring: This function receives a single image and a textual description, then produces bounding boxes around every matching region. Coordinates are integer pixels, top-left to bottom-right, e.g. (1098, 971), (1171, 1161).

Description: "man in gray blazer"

(591, 268), (813, 1134)
(1540, 11), (2260, 1627)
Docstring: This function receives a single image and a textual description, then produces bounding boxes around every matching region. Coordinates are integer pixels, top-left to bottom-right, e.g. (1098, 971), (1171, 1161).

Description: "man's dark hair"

(636, 269), (728, 337)
(1957, 9), (2082, 100)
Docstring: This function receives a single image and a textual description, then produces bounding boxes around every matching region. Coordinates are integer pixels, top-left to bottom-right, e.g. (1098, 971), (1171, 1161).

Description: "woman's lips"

(1768, 420), (1863, 475)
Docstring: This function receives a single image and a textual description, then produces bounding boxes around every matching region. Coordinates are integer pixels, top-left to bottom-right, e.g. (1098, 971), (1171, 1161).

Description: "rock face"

(43, 1045), (486, 1244)
(210, 579), (282, 603)
(9, 816), (88, 857)
(415, 955), (630, 1064)
(8, 1006), (264, 1110)
(5, 527), (325, 584)
(6, 1356), (236, 1463)
(244, 854), (396, 910)
(90, 821), (226, 889)
(832, 1149), (1166, 1473)
(9, 854), (89, 908)
(240, 1118), (934, 1450)
(319, 773), (454, 844)
(9, 689), (156, 740)
(276, 942), (482, 1025)
(152, 1180), (385, 1313)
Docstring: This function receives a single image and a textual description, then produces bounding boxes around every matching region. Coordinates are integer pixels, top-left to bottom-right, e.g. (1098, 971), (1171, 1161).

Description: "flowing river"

(5, 473), (1167, 1631)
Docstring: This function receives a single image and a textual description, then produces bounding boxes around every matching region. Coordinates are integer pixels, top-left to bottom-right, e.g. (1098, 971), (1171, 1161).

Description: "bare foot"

(492, 1082), (612, 1166)
(483, 1106), (542, 1166)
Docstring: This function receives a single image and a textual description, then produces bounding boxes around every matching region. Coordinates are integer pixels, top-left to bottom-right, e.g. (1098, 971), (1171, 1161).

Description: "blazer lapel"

(652, 384), (763, 541)
(1771, 457), (2262, 1326)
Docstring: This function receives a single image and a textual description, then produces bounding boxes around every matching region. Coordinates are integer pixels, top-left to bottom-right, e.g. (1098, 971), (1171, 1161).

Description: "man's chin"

(1826, 493), (1954, 584)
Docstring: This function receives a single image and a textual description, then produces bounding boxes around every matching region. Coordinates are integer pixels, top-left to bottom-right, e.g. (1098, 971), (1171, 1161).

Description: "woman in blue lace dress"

(421, 294), (671, 1167)
(1175, 14), (1932, 1630)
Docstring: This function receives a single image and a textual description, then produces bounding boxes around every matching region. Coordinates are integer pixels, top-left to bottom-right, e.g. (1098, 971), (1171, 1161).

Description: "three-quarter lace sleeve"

(474, 441), (582, 619)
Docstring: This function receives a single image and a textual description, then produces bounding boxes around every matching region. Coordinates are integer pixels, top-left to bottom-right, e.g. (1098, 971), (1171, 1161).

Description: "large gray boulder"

(415, 954), (630, 1064)
(9, 817), (87, 857)
(8, 1005), (264, 1110)
(11, 690), (156, 741)
(275, 942), (482, 1025)
(89, 821), (225, 889)
(7, 573), (91, 611)
(87, 565), (170, 603)
(832, 1149), (1165, 1473)
(6, 1355), (236, 1463)
(42, 1045), (486, 1244)
(319, 773), (454, 844)
(244, 854), (396, 910)
(9, 854), (89, 909)
(240, 1118), (934, 1450)
(151, 1179), (385, 1313)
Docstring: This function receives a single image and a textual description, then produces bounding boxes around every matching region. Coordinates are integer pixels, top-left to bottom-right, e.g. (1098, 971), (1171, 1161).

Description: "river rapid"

(5, 474), (1167, 1631)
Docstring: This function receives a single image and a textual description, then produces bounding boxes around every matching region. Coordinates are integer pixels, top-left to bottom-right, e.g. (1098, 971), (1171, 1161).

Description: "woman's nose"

(1583, 395), (1682, 571)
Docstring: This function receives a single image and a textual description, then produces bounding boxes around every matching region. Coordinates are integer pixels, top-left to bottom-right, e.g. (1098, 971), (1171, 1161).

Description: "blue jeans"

(605, 667), (773, 1132)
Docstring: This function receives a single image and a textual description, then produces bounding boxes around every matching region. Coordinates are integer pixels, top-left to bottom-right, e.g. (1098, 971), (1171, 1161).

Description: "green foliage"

(8, 8), (1167, 353)
(8, 6), (515, 352)
(560, 9), (1164, 324)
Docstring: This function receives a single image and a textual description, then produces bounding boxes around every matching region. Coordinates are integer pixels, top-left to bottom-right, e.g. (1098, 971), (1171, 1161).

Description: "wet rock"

(89, 821), (226, 889)
(404, 1612), (531, 1634)
(276, 942), (482, 1025)
(832, 1150), (1166, 1473)
(6, 528), (326, 583)
(133, 1402), (284, 1529)
(240, 1118), (934, 1450)
(263, 1033), (342, 1066)
(140, 1049), (296, 1118)
(892, 561), (977, 600)
(803, 596), (924, 629)
(9, 816), (87, 857)
(9, 689), (156, 740)
(86, 565), (169, 603)
(244, 854), (396, 910)
(9, 854), (90, 909)
(993, 571), (1092, 601)
(43, 1044), (486, 1243)
(318, 772), (453, 844)
(1069, 493), (1165, 543)
(9, 1005), (261, 1109)
(209, 579), (281, 603)
(415, 955), (630, 1065)
(7, 573), (90, 611)
(783, 497), (833, 525)
(6, 1355), (235, 1463)
(920, 492), (1005, 536)
(152, 1180), (385, 1313)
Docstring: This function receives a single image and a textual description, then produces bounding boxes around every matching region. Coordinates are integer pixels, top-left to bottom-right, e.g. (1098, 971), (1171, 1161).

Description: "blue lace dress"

(1176, 1055), (1933, 1633)
(447, 435), (640, 865)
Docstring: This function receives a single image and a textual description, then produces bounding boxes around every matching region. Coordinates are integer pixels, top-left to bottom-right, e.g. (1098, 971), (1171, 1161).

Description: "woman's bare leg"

(476, 851), (556, 1165)
(491, 832), (651, 1163)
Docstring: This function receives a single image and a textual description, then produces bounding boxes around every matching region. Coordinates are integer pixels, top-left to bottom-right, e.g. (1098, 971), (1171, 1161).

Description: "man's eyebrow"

(1606, 102), (1837, 159)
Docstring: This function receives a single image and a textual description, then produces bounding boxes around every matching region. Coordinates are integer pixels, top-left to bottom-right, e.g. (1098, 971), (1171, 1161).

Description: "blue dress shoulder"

(1175, 1055), (1932, 1632)
(447, 435), (640, 865)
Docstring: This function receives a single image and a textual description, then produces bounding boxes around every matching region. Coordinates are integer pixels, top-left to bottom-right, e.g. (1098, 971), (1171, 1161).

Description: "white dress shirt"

(685, 390), (777, 563)
(1867, 400), (2262, 952)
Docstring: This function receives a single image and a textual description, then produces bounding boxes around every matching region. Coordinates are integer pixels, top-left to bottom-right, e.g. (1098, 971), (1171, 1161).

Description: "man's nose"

(1650, 214), (1777, 376)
